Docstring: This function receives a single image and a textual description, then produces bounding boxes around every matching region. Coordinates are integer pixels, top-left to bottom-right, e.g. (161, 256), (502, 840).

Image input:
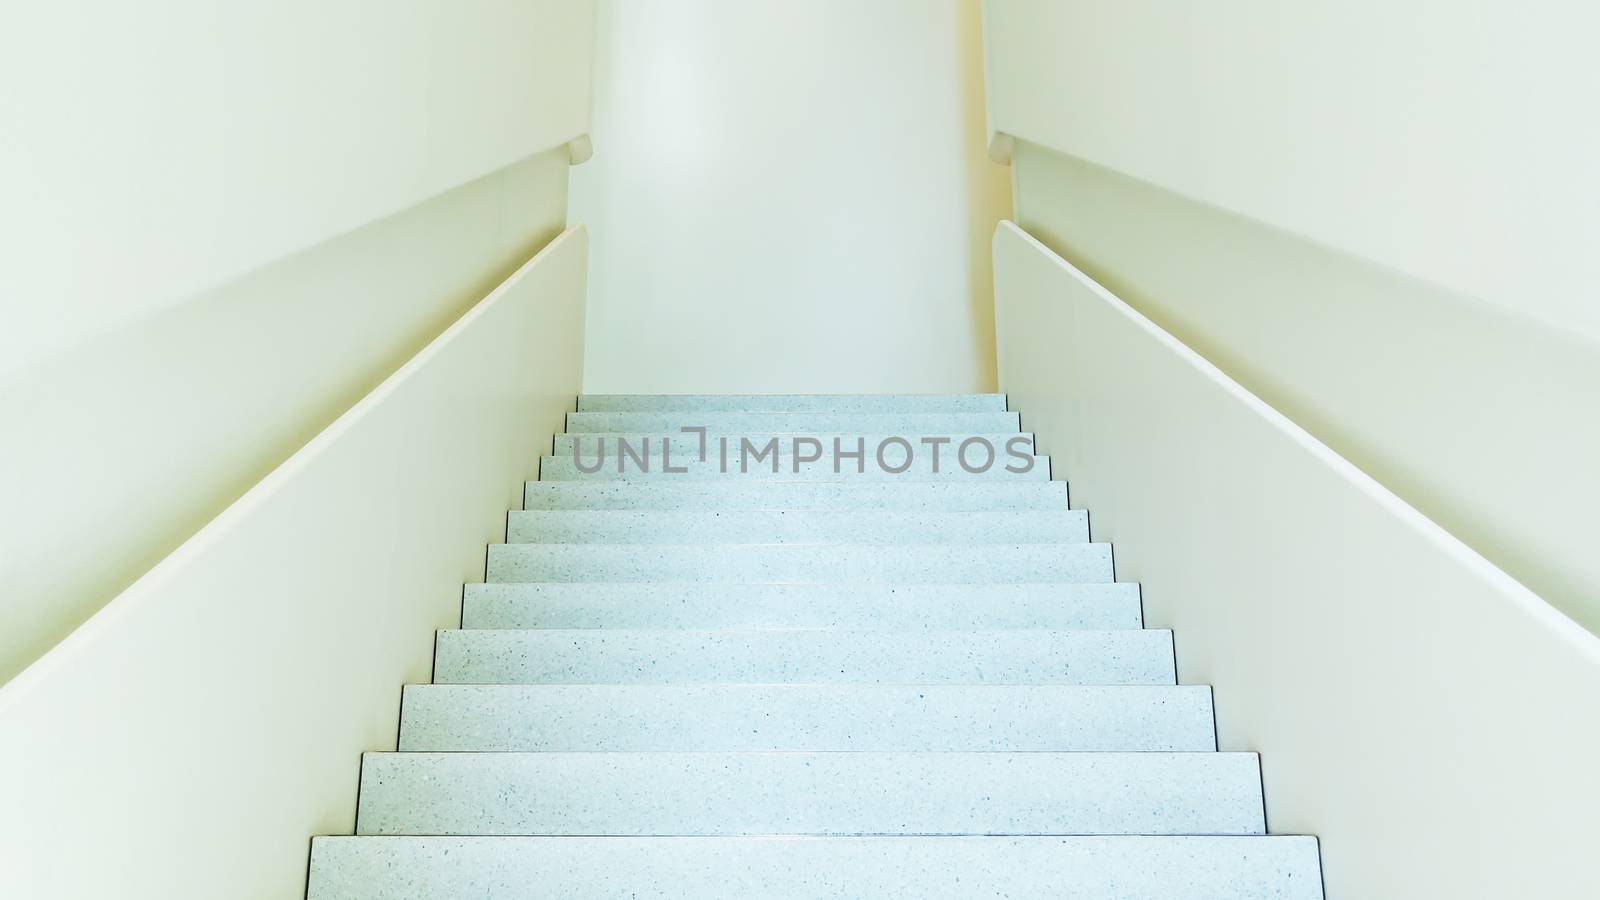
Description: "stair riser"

(356, 752), (1266, 836)
(565, 412), (1022, 433)
(554, 432), (1032, 455)
(538, 455), (1050, 481)
(398, 684), (1215, 752)
(461, 583), (1142, 630)
(505, 510), (1089, 544)
(576, 394), (1009, 412)
(308, 836), (1324, 900)
(485, 543), (1114, 583)
(431, 629), (1174, 685)
(524, 481), (1069, 510)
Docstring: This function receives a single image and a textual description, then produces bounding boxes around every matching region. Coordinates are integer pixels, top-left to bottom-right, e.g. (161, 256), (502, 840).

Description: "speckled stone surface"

(565, 411), (1023, 434)
(524, 480), (1070, 510)
(506, 509), (1089, 544)
(308, 835), (1324, 900)
(555, 431), (1032, 455)
(485, 543), (1114, 583)
(460, 582), (1143, 630)
(539, 454), (1052, 481)
(355, 751), (1265, 836)
(305, 393), (1323, 900)
(397, 684), (1215, 752)
(431, 628), (1173, 685)
(576, 394), (1011, 412)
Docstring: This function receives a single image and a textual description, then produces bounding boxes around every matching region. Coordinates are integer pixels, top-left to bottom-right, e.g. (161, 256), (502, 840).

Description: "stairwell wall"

(994, 221), (1600, 900)
(572, 0), (1011, 393)
(0, 228), (589, 900)
(981, 0), (1600, 632)
(0, 0), (596, 682)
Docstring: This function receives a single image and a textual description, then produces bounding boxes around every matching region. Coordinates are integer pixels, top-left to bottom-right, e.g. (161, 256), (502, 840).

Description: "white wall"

(994, 222), (1600, 900)
(573, 0), (1010, 393)
(983, 0), (1600, 630)
(0, 0), (594, 681)
(0, 229), (588, 900)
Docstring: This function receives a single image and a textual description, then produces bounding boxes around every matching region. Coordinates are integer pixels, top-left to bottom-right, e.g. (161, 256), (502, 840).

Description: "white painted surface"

(0, 150), (571, 683)
(0, 0), (594, 379)
(572, 0), (1009, 393)
(993, 221), (1600, 900)
(981, 0), (1600, 630)
(0, 0), (594, 680)
(0, 230), (588, 900)
(982, 0), (1600, 345)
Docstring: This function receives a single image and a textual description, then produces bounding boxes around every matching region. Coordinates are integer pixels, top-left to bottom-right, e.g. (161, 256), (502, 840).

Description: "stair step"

(506, 509), (1089, 544)
(485, 543), (1114, 583)
(565, 411), (1022, 433)
(461, 582), (1142, 630)
(310, 834), (1321, 900)
(555, 431), (1030, 455)
(398, 684), (1214, 752)
(576, 393), (1010, 412)
(354, 751), (1266, 836)
(538, 454), (1050, 481)
(431, 629), (1173, 685)
(524, 480), (1069, 510)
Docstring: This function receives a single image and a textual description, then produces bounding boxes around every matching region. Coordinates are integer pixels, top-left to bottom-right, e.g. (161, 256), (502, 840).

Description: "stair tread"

(355, 751), (1266, 837)
(309, 835), (1323, 900)
(398, 683), (1215, 752)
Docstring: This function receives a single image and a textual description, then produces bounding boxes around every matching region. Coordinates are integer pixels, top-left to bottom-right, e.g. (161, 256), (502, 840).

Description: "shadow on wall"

(0, 149), (570, 684)
(1013, 140), (1600, 633)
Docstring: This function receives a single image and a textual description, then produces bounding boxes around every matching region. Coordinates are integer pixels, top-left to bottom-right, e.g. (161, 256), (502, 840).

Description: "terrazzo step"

(523, 480), (1070, 511)
(308, 835), (1325, 900)
(486, 543), (1114, 583)
(461, 582), (1142, 630)
(554, 431), (1031, 455)
(355, 751), (1266, 836)
(431, 629), (1173, 685)
(537, 454), (1050, 481)
(576, 393), (1010, 412)
(397, 684), (1215, 752)
(506, 509), (1089, 544)
(564, 411), (1022, 434)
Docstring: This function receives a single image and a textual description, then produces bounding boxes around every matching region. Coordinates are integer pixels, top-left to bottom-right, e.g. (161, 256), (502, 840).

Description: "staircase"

(307, 394), (1323, 898)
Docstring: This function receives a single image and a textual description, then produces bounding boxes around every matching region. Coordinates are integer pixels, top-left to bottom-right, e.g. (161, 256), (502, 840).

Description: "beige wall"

(984, 0), (1600, 630)
(573, 0), (1010, 393)
(0, 230), (589, 900)
(994, 220), (1600, 900)
(0, 0), (595, 682)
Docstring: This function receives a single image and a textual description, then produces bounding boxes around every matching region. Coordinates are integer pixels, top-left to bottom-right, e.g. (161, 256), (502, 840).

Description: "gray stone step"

(397, 684), (1215, 752)
(505, 509), (1089, 544)
(565, 411), (1022, 433)
(308, 835), (1324, 900)
(576, 393), (1010, 412)
(485, 543), (1114, 583)
(430, 629), (1173, 685)
(523, 480), (1070, 510)
(355, 751), (1266, 836)
(554, 431), (1032, 455)
(460, 582), (1142, 630)
(537, 454), (1050, 481)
